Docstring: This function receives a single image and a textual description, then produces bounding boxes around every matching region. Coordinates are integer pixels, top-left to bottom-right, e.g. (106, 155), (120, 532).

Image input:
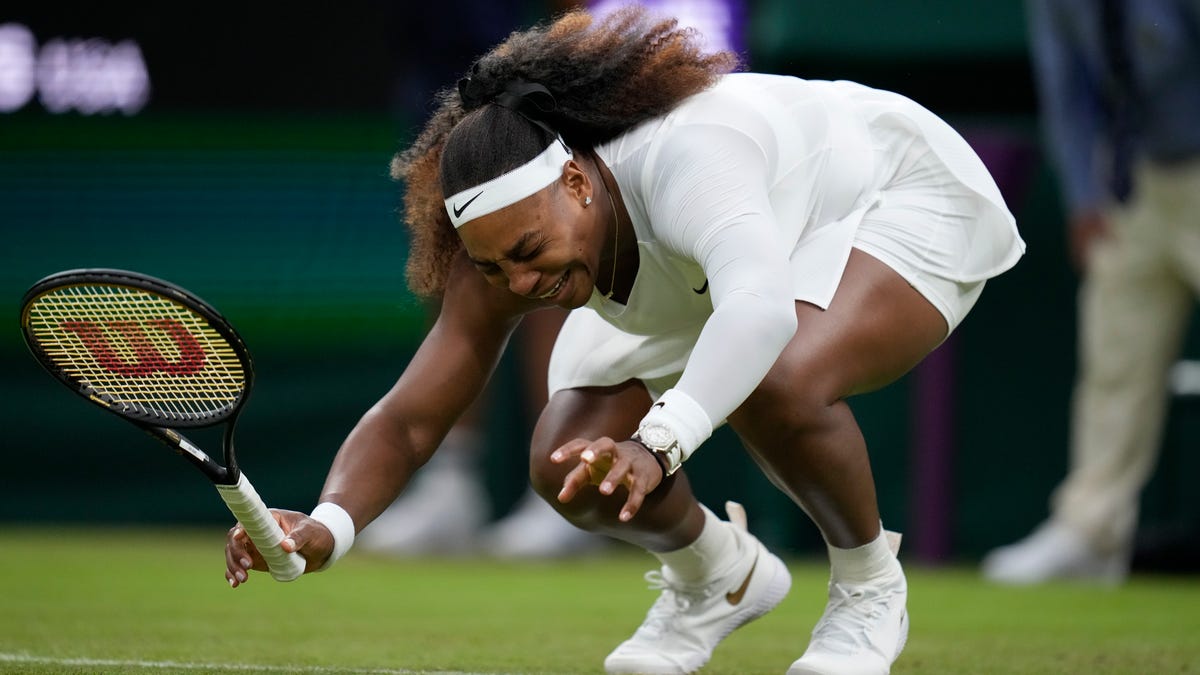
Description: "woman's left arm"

(554, 123), (802, 516)
(637, 122), (800, 468)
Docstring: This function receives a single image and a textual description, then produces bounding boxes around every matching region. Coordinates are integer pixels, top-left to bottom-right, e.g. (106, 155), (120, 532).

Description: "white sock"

(827, 526), (900, 584)
(653, 504), (742, 585)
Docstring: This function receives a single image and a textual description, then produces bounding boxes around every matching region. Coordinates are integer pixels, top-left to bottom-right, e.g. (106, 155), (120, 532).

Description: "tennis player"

(224, 8), (1025, 674)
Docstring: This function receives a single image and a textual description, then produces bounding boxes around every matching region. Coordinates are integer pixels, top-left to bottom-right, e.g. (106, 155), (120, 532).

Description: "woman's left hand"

(551, 437), (664, 522)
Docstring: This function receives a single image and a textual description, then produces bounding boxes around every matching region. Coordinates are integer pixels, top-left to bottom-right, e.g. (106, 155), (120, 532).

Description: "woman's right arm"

(319, 251), (536, 532)
(224, 251), (537, 583)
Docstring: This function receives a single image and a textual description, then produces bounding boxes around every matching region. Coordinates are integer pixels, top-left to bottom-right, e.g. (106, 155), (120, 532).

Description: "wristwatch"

(632, 423), (683, 476)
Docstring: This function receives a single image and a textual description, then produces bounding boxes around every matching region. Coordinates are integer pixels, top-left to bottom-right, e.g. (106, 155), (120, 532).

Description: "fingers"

(556, 460), (593, 503)
(277, 510), (303, 555)
(554, 438), (606, 503)
(553, 437), (663, 522)
(549, 438), (591, 465)
(278, 516), (335, 573)
(224, 523), (261, 588)
(607, 442), (660, 522)
(595, 450), (632, 497)
(594, 453), (641, 523)
(224, 508), (317, 586)
(619, 486), (647, 523)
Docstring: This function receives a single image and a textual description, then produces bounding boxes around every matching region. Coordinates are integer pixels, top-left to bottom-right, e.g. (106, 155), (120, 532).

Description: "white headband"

(444, 139), (573, 228)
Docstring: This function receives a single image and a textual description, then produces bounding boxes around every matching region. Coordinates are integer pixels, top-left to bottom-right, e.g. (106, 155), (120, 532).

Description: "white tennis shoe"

(604, 502), (792, 675)
(787, 562), (908, 675)
(981, 520), (1129, 585)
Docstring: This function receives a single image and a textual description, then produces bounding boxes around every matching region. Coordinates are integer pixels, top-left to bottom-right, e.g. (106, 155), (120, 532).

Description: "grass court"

(2, 528), (1198, 674)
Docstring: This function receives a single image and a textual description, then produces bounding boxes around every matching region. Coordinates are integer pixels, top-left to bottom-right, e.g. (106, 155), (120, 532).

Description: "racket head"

(20, 268), (253, 428)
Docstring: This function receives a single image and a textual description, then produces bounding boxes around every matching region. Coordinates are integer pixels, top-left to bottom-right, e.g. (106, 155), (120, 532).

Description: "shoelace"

(633, 570), (712, 638)
(809, 581), (901, 654)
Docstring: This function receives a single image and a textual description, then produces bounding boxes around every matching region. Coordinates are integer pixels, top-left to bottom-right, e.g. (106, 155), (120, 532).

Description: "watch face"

(639, 424), (675, 449)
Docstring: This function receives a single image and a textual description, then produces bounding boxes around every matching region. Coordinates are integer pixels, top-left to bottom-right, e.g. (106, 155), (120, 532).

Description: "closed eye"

(467, 231), (544, 274)
(510, 241), (545, 263)
(473, 261), (502, 276)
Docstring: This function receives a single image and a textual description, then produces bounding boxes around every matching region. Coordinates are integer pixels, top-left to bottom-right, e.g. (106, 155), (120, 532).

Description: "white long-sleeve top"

(565, 72), (1022, 459)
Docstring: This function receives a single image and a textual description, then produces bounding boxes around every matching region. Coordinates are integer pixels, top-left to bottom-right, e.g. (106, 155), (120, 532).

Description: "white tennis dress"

(547, 72), (1025, 456)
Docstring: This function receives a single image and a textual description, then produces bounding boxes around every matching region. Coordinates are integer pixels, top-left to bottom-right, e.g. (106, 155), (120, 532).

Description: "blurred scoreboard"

(0, 4), (402, 114)
(0, 5), (428, 349)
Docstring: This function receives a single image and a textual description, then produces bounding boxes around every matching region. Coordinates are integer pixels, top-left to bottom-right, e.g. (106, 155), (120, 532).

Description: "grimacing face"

(456, 163), (606, 309)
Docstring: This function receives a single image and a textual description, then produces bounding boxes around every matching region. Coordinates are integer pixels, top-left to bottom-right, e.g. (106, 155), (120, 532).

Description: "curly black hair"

(391, 6), (739, 297)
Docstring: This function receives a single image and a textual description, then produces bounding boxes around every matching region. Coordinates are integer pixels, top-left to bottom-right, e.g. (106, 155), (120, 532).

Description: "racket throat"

(220, 418), (244, 484)
(181, 433), (239, 485)
(151, 427), (238, 485)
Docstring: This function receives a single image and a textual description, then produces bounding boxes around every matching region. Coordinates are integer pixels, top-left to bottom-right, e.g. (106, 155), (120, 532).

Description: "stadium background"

(2, 0), (1197, 563)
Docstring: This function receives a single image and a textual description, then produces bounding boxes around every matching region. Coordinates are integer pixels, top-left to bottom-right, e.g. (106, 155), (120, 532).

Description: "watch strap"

(632, 429), (683, 476)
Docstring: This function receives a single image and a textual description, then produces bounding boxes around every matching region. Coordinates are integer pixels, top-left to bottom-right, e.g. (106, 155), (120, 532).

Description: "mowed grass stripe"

(1, 528), (1198, 674)
(0, 652), (499, 675)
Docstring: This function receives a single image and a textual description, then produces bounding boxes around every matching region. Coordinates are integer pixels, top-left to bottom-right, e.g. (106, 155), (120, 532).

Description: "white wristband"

(309, 502), (356, 572)
(640, 388), (714, 462)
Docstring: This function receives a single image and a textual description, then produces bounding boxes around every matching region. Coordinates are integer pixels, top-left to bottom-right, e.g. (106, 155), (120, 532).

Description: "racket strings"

(26, 284), (247, 422)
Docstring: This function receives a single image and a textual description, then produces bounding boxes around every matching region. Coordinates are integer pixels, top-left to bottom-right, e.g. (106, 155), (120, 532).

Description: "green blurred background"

(2, 0), (1197, 564)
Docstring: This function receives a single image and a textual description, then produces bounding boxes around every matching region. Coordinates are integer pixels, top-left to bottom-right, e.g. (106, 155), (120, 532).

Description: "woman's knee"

(528, 441), (565, 500)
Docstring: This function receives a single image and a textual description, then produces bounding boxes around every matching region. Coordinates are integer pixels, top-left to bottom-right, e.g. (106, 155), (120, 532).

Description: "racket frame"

(20, 268), (305, 581)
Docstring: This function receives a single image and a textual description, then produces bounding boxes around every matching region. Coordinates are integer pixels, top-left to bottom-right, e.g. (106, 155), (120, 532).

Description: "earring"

(584, 196), (592, 206)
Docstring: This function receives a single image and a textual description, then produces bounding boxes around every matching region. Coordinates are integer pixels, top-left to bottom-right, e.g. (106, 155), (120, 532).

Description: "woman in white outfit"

(223, 8), (1025, 674)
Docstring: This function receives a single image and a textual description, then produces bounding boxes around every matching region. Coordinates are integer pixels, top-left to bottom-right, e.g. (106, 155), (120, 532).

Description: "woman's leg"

(728, 248), (949, 547)
(529, 381), (793, 675)
(527, 378), (706, 552)
(728, 248), (950, 675)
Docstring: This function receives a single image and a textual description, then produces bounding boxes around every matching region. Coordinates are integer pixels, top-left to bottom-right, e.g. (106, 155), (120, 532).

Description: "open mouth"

(537, 272), (567, 299)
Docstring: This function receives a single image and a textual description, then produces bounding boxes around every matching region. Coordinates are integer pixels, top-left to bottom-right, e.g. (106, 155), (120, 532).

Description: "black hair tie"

(456, 63), (487, 109)
(492, 79), (563, 143)
(492, 79), (557, 118)
(457, 71), (564, 145)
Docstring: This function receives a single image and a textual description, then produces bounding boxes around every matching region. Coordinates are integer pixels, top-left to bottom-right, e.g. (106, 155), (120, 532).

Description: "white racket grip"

(215, 474), (305, 582)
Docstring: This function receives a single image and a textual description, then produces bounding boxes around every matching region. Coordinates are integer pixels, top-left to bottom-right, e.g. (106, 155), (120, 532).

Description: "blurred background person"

(983, 0), (1200, 584)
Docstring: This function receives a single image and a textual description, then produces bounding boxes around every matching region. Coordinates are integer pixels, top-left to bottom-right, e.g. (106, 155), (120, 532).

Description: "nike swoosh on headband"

(444, 139), (572, 228)
(453, 191), (484, 218)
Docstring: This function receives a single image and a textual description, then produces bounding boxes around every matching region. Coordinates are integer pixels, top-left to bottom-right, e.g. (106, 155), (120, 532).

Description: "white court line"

(0, 652), (508, 675)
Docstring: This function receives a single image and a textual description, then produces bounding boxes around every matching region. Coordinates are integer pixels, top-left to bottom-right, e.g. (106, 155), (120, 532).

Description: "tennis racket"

(19, 268), (305, 582)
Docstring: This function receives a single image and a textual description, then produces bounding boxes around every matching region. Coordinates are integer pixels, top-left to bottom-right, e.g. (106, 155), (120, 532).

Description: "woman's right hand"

(224, 509), (334, 587)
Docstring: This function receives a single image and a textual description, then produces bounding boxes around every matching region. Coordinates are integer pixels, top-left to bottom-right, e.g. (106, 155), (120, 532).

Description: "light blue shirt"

(1027, 0), (1200, 211)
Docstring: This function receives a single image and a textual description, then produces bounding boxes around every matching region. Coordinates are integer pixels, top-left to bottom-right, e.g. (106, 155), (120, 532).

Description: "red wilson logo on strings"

(59, 319), (207, 377)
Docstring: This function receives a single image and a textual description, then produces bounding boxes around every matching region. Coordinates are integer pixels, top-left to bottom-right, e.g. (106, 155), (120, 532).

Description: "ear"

(561, 159), (593, 206)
